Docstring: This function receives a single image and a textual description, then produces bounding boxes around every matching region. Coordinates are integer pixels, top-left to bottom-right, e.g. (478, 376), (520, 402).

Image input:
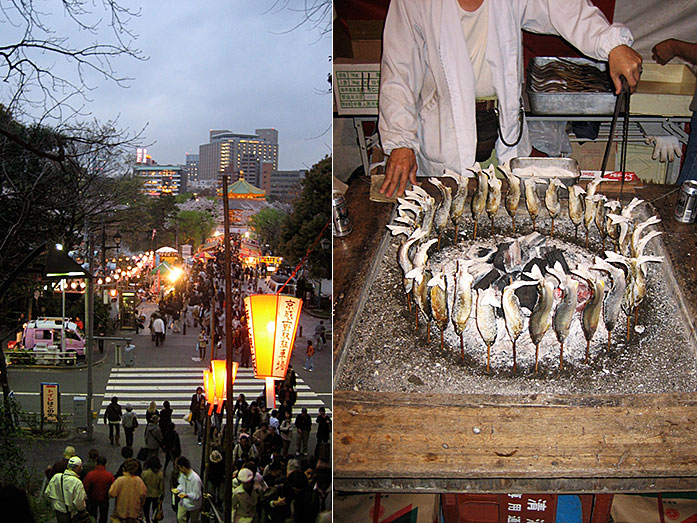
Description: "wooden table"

(333, 178), (697, 493)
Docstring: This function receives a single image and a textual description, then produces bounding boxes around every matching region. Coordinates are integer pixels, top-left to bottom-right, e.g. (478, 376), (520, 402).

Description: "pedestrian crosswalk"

(99, 367), (329, 424)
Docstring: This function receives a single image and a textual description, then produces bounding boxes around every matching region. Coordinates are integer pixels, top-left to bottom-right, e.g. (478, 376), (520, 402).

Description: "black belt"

(475, 99), (497, 112)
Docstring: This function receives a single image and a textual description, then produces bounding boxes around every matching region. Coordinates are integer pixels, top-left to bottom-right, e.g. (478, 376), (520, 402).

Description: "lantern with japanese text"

(203, 360), (238, 414)
(244, 294), (303, 407)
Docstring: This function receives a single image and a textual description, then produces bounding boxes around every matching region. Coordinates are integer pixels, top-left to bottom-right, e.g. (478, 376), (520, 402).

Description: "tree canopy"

(278, 156), (331, 279)
(248, 207), (289, 254)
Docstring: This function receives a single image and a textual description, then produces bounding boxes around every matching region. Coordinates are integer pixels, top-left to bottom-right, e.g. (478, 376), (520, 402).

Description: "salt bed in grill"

(336, 207), (697, 396)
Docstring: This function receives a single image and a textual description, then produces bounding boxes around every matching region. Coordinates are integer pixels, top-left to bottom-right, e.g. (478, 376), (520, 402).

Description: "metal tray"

(510, 157), (580, 198)
(527, 57), (616, 115)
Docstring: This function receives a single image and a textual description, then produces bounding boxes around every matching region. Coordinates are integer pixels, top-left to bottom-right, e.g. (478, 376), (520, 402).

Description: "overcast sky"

(7, 1), (331, 171)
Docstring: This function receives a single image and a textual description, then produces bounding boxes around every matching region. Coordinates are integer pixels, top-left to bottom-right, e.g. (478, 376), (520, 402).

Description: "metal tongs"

(600, 76), (631, 198)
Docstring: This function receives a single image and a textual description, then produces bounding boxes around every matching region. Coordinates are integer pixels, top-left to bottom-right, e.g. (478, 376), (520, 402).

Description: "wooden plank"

(334, 390), (697, 492)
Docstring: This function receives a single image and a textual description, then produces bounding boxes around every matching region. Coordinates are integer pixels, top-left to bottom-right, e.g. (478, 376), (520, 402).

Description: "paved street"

(6, 303), (331, 522)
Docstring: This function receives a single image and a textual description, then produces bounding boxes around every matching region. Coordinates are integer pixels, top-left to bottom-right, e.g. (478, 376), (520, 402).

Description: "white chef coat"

(378, 0), (634, 177)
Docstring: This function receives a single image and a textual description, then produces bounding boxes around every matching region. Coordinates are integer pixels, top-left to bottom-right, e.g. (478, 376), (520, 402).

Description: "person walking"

(121, 404), (138, 448)
(233, 393), (248, 438)
(174, 456), (203, 523)
(279, 411), (293, 457)
(83, 456), (114, 523)
(144, 414), (164, 460)
(294, 408), (312, 456)
(206, 450), (225, 507)
(189, 386), (205, 436)
(162, 422), (182, 475)
(145, 401), (159, 424)
(231, 468), (260, 523)
(303, 340), (315, 372)
(158, 400), (173, 431)
(141, 456), (164, 523)
(315, 407), (331, 460)
(197, 328), (207, 360)
(109, 458), (147, 522)
(44, 456), (87, 523)
(314, 320), (326, 351)
(153, 314), (165, 346)
(104, 396), (122, 446)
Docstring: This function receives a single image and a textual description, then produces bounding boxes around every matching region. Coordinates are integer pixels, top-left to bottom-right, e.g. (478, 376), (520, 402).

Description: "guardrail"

(7, 349), (78, 366)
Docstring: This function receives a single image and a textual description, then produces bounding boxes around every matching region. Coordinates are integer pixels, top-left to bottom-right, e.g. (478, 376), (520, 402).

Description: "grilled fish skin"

(429, 177), (452, 238)
(475, 287), (499, 372)
(471, 166), (489, 239)
(572, 266), (605, 362)
(547, 262), (579, 346)
(568, 184), (586, 239)
(591, 255), (626, 337)
(499, 163), (522, 232)
(427, 270), (449, 333)
(443, 168), (472, 228)
(524, 175), (545, 231)
(451, 260), (474, 336)
(486, 166), (503, 234)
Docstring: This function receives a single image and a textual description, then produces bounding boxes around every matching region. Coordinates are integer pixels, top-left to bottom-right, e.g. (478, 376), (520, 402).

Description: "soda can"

(675, 180), (697, 224)
(332, 191), (353, 237)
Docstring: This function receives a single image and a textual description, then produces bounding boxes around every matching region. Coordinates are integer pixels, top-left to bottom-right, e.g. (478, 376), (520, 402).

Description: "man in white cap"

(45, 456), (87, 523)
(231, 468), (260, 523)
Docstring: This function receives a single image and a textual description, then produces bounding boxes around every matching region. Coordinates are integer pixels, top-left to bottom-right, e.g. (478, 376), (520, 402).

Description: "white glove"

(645, 135), (682, 163)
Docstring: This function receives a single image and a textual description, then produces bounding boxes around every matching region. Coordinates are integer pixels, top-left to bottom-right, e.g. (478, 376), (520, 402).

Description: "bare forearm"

(669, 39), (697, 65)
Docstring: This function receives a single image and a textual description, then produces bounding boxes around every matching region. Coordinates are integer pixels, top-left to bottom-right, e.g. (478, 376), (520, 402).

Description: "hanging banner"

(41, 382), (60, 422)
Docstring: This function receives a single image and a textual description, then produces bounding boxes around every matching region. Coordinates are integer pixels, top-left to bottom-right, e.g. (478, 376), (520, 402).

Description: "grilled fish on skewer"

(607, 213), (632, 256)
(604, 200), (622, 250)
(427, 271), (449, 350)
(635, 231), (662, 276)
(397, 234), (422, 296)
(471, 166), (489, 240)
(594, 194), (608, 251)
(405, 238), (437, 331)
(547, 262), (579, 370)
(631, 216), (661, 258)
(475, 288), (499, 374)
(583, 185), (602, 249)
(591, 256), (626, 349)
(443, 168), (472, 239)
(524, 175), (545, 232)
(568, 184), (585, 241)
(429, 177), (452, 248)
(526, 265), (554, 373)
(486, 166), (502, 236)
(499, 163), (522, 233)
(502, 279), (537, 373)
(544, 178), (565, 238)
(572, 266), (605, 363)
(451, 260), (474, 362)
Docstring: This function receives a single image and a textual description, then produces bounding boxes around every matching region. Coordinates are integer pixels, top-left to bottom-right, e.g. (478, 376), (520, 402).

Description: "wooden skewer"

(532, 216), (536, 232)
(601, 237), (606, 252)
(550, 218), (555, 239)
(574, 225), (579, 241)
(585, 229), (589, 249)
(607, 331), (611, 350)
(415, 307), (418, 330)
(473, 218), (479, 241)
(486, 342), (491, 374)
(512, 340), (517, 374)
(460, 333), (464, 363)
(491, 218), (494, 236)
(427, 323), (430, 344)
(406, 292), (412, 314)
(437, 233), (441, 250)
(511, 216), (516, 234)
(454, 223), (459, 240)
(634, 306), (638, 326)
(440, 330), (444, 351)
(534, 343), (539, 374)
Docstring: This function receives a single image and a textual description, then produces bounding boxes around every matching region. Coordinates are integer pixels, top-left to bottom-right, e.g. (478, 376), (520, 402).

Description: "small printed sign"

(41, 382), (59, 422)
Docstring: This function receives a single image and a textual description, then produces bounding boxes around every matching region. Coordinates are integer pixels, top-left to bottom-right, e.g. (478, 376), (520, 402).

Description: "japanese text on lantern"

(41, 383), (59, 422)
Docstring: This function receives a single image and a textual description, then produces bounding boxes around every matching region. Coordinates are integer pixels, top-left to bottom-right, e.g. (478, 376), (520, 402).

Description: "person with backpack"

(121, 404), (139, 448)
(144, 414), (164, 460)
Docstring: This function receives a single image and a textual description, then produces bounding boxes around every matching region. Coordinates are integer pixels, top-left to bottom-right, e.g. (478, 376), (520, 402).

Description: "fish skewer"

(604, 200), (622, 251)
(591, 256), (627, 349)
(568, 184), (586, 241)
(547, 262), (579, 370)
(405, 238), (437, 331)
(471, 166), (489, 240)
(451, 260), (474, 362)
(523, 175), (545, 232)
(502, 279), (537, 373)
(427, 271), (449, 350)
(429, 177), (452, 249)
(499, 163), (521, 234)
(594, 194), (608, 251)
(583, 178), (604, 249)
(544, 178), (565, 238)
(443, 168), (471, 240)
(571, 267), (605, 363)
(485, 166), (502, 236)
(526, 265), (555, 373)
(475, 288), (499, 373)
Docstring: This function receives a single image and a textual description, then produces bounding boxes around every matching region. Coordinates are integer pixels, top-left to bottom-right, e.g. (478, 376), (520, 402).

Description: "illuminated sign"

(259, 256), (283, 265)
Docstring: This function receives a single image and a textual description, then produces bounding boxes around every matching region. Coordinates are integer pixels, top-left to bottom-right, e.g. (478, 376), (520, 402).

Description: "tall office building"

(185, 153), (199, 184)
(135, 165), (184, 197)
(198, 128), (279, 188)
(263, 168), (307, 203)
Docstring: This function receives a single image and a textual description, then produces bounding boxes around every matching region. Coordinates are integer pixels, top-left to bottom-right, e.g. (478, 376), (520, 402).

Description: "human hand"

(652, 39), (677, 65)
(608, 45), (642, 94)
(274, 496), (286, 507)
(380, 148), (417, 198)
(645, 135), (682, 162)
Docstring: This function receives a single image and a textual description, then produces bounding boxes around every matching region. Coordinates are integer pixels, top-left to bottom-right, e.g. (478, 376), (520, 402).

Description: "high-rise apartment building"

(263, 169), (307, 203)
(198, 128), (279, 188)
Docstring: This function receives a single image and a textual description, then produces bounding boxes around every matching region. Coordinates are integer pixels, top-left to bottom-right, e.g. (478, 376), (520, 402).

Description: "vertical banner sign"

(41, 382), (60, 422)
(273, 296), (302, 376)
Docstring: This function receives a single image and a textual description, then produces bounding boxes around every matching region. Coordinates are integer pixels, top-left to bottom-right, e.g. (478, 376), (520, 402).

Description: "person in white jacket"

(378, 0), (643, 197)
